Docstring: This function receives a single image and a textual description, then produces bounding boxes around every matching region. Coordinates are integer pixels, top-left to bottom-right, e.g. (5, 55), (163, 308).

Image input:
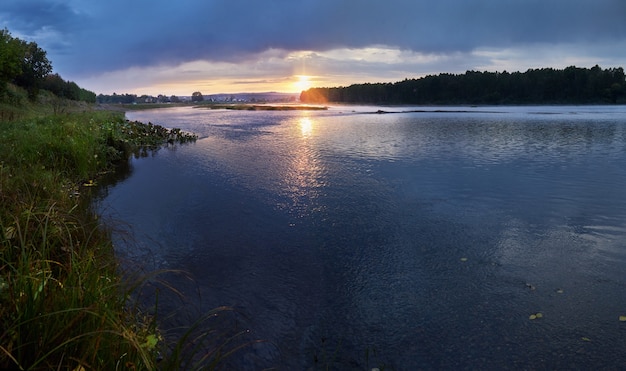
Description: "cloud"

(472, 42), (626, 72)
(2, 0), (625, 94)
(0, 1), (83, 33)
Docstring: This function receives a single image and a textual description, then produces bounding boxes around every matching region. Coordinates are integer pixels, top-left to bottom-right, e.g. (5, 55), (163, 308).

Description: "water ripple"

(105, 105), (626, 369)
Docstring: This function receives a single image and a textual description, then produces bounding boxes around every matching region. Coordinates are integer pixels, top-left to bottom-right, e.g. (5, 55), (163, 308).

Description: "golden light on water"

(299, 117), (313, 137)
(282, 115), (324, 216)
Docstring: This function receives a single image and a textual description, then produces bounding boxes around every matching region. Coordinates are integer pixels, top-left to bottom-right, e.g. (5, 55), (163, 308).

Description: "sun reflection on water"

(278, 115), (326, 216)
(299, 117), (313, 137)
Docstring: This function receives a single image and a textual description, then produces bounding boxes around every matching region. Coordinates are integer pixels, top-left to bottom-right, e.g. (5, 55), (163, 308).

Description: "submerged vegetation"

(0, 102), (197, 369)
(202, 103), (328, 111)
(2, 26), (245, 370)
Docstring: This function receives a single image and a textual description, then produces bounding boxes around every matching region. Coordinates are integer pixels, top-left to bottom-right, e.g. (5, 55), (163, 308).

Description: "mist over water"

(98, 105), (626, 369)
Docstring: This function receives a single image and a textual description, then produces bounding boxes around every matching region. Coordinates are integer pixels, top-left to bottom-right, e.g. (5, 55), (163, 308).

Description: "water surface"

(98, 105), (626, 369)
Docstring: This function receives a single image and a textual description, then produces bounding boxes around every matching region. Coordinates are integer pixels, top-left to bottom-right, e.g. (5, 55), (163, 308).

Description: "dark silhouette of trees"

(191, 91), (204, 102)
(1, 27), (95, 103)
(301, 66), (625, 105)
(0, 29), (23, 95)
(42, 73), (96, 103)
(0, 28), (52, 99)
(12, 38), (52, 99)
(96, 93), (137, 104)
(96, 93), (175, 104)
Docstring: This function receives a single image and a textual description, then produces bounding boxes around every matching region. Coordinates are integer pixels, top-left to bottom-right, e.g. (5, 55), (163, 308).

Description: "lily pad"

(460, 257), (468, 262)
(529, 312), (543, 320)
(619, 315), (626, 322)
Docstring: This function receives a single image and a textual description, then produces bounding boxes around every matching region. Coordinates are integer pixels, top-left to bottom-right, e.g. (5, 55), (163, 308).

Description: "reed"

(0, 110), (198, 370)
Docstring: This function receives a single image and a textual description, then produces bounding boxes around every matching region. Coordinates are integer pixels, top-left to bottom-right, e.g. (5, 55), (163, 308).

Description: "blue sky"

(2, 0), (625, 95)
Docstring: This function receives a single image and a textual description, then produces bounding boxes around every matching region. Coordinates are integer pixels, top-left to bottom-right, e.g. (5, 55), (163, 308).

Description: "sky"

(1, 0), (625, 96)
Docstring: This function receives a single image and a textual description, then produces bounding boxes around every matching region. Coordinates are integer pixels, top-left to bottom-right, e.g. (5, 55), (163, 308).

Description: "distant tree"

(42, 73), (66, 96)
(96, 93), (137, 104)
(191, 91), (204, 102)
(78, 86), (96, 103)
(170, 95), (180, 103)
(138, 95), (154, 103)
(301, 65), (626, 105)
(41, 73), (96, 103)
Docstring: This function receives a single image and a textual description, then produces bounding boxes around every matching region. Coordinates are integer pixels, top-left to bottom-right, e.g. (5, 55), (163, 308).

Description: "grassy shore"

(0, 103), (197, 369)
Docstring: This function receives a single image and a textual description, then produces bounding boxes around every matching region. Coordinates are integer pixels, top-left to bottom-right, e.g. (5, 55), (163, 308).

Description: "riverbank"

(0, 109), (196, 369)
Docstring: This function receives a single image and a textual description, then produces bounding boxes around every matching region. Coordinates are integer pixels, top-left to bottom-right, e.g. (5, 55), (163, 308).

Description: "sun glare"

(294, 75), (312, 92)
(299, 117), (313, 137)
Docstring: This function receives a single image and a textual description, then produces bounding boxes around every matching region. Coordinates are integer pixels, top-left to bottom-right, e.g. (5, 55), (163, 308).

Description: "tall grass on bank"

(0, 111), (196, 370)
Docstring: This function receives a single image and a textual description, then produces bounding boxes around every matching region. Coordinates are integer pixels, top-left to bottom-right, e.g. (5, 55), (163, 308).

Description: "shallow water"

(98, 105), (626, 369)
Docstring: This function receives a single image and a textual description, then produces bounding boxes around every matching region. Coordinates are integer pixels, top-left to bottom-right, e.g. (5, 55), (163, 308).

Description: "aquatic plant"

(0, 111), (197, 369)
(0, 201), (162, 369)
(202, 103), (327, 111)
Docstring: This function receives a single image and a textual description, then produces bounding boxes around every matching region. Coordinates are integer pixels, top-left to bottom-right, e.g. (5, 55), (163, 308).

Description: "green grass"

(0, 108), (197, 370)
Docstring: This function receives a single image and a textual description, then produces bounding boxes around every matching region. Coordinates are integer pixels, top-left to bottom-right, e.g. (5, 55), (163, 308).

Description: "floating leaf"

(460, 257), (468, 262)
(619, 315), (626, 322)
(82, 180), (97, 187)
(581, 337), (591, 342)
(556, 288), (564, 294)
(529, 312), (543, 320)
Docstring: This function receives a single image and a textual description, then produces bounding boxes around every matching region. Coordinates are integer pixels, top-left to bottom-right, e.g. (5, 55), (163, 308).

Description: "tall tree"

(13, 39), (52, 99)
(191, 91), (204, 102)
(0, 29), (22, 94)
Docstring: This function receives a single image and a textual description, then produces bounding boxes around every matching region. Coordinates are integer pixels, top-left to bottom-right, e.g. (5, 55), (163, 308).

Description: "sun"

(294, 75), (312, 92)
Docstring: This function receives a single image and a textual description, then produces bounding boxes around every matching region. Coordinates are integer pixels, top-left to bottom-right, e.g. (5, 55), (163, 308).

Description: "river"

(97, 105), (626, 369)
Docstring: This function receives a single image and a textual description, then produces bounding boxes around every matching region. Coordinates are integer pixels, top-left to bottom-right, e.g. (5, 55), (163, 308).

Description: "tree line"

(300, 66), (626, 105)
(96, 91), (201, 104)
(0, 28), (95, 103)
(96, 93), (181, 104)
(96, 91), (202, 104)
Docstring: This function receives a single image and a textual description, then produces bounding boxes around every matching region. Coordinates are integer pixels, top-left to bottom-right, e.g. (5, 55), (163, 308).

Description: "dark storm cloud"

(0, 1), (82, 33)
(2, 0), (625, 76)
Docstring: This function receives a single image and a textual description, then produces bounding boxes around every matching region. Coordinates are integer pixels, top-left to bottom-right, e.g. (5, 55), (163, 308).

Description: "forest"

(0, 28), (95, 103)
(300, 66), (625, 105)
